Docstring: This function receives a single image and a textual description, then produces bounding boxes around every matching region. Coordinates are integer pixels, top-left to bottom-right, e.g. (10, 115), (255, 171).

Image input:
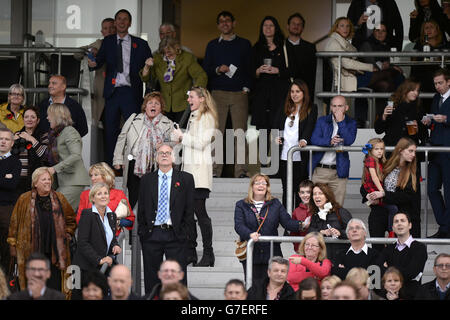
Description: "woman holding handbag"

(77, 162), (135, 236)
(234, 174), (304, 283)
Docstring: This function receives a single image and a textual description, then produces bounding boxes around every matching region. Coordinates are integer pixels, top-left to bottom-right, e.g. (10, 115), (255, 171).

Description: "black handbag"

(8, 257), (20, 293)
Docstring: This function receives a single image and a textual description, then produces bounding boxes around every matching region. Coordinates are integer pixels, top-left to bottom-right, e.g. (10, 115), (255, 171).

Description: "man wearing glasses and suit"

(137, 143), (196, 294)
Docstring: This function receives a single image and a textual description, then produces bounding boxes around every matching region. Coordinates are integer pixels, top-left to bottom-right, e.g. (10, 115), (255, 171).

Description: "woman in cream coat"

(173, 86), (218, 267)
(113, 92), (173, 209)
(325, 17), (376, 92)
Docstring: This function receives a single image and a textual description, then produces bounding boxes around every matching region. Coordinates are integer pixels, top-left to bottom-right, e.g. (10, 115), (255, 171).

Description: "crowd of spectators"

(0, 3), (450, 302)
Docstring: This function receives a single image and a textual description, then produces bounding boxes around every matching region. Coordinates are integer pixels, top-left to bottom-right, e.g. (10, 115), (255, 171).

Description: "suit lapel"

(151, 171), (159, 210)
(94, 213), (107, 245)
(130, 35), (135, 74)
(170, 169), (179, 211)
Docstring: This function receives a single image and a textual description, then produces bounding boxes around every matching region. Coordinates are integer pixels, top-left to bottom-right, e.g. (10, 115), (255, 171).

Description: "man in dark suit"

(285, 13), (317, 96)
(415, 253), (450, 300)
(423, 68), (450, 239)
(138, 143), (195, 294)
(38, 74), (88, 137)
(88, 9), (152, 165)
(7, 252), (65, 300)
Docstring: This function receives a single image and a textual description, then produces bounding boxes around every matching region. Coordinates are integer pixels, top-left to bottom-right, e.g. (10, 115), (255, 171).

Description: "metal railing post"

(246, 239), (254, 290)
(337, 55), (342, 95)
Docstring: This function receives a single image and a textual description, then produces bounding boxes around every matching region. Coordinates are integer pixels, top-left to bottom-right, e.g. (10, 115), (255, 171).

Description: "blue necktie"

(156, 174), (169, 224)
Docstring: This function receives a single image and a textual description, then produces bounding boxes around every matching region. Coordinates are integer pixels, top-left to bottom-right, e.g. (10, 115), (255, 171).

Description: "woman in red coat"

(77, 162), (134, 236)
(287, 232), (332, 291)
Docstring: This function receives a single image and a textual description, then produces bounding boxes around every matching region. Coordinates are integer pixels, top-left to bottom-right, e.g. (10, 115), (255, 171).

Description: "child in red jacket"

(291, 180), (314, 252)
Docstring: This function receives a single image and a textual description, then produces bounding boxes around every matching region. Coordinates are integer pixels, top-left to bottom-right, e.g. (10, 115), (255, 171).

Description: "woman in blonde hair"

(77, 162), (135, 236)
(172, 87), (218, 267)
(287, 232), (331, 291)
(234, 174), (304, 282)
(46, 103), (90, 210)
(365, 137), (421, 237)
(320, 275), (341, 300)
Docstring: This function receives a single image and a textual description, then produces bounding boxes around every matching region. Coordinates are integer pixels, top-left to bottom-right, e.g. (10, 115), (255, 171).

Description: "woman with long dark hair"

(275, 80), (317, 207)
(250, 16), (290, 137)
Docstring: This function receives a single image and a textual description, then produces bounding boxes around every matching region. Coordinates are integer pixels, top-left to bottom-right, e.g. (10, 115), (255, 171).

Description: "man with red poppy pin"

(88, 9), (152, 166)
(138, 143), (196, 294)
(0, 127), (21, 273)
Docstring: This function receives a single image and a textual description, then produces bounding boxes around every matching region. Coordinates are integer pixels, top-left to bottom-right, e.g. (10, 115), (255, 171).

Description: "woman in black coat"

(409, 0), (450, 43)
(73, 182), (121, 273)
(364, 137), (422, 242)
(234, 174), (303, 283)
(375, 79), (428, 153)
(275, 79), (317, 208)
(308, 183), (352, 264)
(250, 16), (290, 132)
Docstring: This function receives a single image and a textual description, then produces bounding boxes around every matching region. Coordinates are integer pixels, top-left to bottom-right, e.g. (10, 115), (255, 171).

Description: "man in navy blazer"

(310, 95), (357, 206)
(88, 9), (152, 165)
(423, 68), (450, 239)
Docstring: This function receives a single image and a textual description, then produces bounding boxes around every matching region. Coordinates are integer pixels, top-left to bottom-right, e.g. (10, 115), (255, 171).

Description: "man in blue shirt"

(203, 11), (252, 178)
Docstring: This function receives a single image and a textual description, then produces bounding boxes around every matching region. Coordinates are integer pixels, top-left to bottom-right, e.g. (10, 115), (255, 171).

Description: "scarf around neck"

(134, 113), (164, 177)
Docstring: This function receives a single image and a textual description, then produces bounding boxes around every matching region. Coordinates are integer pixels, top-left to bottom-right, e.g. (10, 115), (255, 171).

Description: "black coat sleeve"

(77, 210), (103, 266)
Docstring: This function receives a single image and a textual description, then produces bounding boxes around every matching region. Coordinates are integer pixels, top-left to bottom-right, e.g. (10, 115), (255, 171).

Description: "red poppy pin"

(132, 42), (137, 49)
(6, 113), (13, 120)
(175, 182), (180, 188)
(26, 143), (32, 150)
(112, 78), (116, 85)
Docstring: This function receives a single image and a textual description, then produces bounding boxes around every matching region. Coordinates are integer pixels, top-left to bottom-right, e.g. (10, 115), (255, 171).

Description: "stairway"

(119, 177), (449, 299)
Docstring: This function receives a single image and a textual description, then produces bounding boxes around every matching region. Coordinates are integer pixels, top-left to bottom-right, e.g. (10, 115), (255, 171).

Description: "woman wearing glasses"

(275, 80), (317, 208)
(172, 87), (218, 267)
(287, 232), (331, 292)
(234, 174), (305, 282)
(0, 84), (26, 133)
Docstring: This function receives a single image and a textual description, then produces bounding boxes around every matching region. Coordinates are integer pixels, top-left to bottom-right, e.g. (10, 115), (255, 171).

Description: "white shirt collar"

(442, 88), (450, 102)
(287, 38), (300, 46)
(346, 243), (369, 255)
(395, 235), (414, 251)
(92, 204), (112, 215)
(158, 168), (173, 178)
(1, 151), (12, 159)
(218, 34), (236, 42)
(117, 34), (131, 42)
(435, 280), (450, 292)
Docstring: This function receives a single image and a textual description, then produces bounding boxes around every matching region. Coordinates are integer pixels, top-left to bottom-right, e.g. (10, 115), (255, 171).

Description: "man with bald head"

(310, 95), (357, 206)
(107, 264), (140, 300)
(38, 74), (88, 137)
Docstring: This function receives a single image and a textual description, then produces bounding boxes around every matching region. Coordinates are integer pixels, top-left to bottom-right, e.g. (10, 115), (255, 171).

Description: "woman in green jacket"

(140, 38), (207, 123)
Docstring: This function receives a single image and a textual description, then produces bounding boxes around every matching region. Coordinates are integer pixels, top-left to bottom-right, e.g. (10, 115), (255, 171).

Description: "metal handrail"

(245, 236), (450, 289)
(286, 145), (450, 237)
(313, 51), (450, 121)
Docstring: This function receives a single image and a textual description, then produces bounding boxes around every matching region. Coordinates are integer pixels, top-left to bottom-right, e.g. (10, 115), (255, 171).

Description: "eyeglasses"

(157, 151), (172, 156)
(348, 226), (364, 232)
(288, 115), (295, 127)
(26, 267), (49, 273)
(254, 181), (267, 186)
(304, 243), (320, 249)
(9, 92), (23, 97)
(435, 264), (450, 269)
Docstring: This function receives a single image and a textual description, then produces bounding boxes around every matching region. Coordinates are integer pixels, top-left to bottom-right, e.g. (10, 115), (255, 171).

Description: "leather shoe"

(186, 250), (198, 265)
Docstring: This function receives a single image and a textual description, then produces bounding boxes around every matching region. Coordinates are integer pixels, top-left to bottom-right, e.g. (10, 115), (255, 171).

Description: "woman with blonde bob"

(287, 232), (331, 291)
(172, 86), (218, 267)
(46, 103), (90, 210)
(77, 162), (135, 236)
(8, 166), (77, 298)
(365, 137), (421, 237)
(320, 275), (342, 300)
(234, 174), (304, 282)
